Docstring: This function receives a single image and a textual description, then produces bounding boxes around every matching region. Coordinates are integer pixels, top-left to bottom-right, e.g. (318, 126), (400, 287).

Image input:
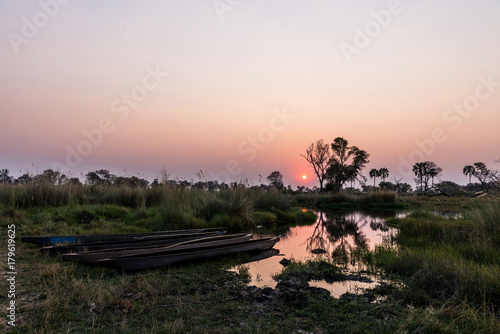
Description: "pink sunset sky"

(1, 1), (499, 188)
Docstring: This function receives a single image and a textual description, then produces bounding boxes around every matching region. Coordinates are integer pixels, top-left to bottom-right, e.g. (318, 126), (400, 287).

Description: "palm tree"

(428, 166), (442, 187)
(369, 168), (379, 187)
(379, 168), (389, 182)
(412, 161), (442, 191)
(463, 165), (475, 185)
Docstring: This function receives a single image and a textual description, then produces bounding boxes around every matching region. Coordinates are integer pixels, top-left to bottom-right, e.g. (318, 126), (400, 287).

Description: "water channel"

(234, 210), (402, 297)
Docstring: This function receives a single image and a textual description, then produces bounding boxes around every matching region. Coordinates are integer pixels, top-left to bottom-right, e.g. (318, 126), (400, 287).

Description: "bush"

(357, 191), (396, 204)
(72, 208), (98, 224)
(253, 211), (277, 228)
(253, 191), (291, 211)
(373, 207), (500, 308)
(209, 213), (232, 228)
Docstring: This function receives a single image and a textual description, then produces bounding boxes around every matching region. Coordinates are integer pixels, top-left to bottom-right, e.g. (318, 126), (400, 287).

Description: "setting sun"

(302, 175), (307, 180)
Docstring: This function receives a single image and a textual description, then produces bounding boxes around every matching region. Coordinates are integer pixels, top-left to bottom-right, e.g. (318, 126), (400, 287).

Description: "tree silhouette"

(0, 169), (12, 184)
(412, 162), (425, 192)
(428, 165), (442, 187)
(472, 162), (491, 191)
(16, 173), (32, 185)
(33, 169), (66, 185)
(369, 168), (380, 187)
(266, 171), (284, 190)
(68, 177), (82, 185)
(413, 161), (442, 192)
(463, 165), (475, 185)
(325, 137), (369, 193)
(379, 168), (389, 182)
(301, 139), (331, 192)
(85, 169), (114, 186)
(393, 176), (413, 194)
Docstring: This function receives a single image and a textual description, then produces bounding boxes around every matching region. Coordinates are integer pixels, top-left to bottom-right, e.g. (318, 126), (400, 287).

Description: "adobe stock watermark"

(209, 107), (295, 183)
(51, 65), (169, 171)
(6, 224), (17, 327)
(7, 0), (71, 54)
(212, 0), (244, 21)
(397, 74), (499, 178)
(339, 0), (412, 64)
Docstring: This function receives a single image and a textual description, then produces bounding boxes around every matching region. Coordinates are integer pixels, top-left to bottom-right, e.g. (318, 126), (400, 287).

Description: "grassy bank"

(293, 191), (414, 211)
(1, 184), (320, 332)
(2, 185), (499, 333)
(377, 204), (500, 307)
(352, 199), (500, 332)
(0, 183), (316, 235)
(411, 195), (473, 212)
(0, 247), (421, 333)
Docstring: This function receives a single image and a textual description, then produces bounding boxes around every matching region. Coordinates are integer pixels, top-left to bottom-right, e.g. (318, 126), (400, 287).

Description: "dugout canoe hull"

(40, 231), (226, 255)
(98, 237), (280, 271)
(62, 233), (253, 264)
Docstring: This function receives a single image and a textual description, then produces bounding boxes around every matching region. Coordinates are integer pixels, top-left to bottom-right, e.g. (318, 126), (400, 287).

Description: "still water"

(236, 211), (398, 297)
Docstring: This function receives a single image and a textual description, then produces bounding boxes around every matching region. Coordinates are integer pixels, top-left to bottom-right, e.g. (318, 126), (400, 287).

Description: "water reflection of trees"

(307, 212), (369, 258)
(369, 219), (389, 232)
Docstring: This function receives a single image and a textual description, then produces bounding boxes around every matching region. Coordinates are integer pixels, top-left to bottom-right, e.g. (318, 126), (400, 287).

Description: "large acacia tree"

(325, 137), (370, 193)
(301, 139), (331, 192)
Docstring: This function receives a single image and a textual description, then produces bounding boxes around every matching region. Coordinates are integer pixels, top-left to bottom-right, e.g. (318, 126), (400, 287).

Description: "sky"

(1, 0), (499, 188)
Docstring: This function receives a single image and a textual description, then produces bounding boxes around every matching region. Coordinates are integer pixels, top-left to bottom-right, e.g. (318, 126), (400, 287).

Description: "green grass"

(2, 185), (500, 333)
(338, 198), (500, 333)
(0, 183), (317, 234)
(365, 200), (500, 316)
(293, 191), (413, 211)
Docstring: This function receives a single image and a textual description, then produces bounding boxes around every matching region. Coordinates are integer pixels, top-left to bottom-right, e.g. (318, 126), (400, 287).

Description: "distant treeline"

(0, 168), (287, 192)
(0, 162), (499, 197)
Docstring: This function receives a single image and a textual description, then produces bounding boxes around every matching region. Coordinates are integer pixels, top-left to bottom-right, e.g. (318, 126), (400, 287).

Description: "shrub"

(72, 208), (98, 224)
(253, 191), (291, 211)
(253, 211), (277, 228)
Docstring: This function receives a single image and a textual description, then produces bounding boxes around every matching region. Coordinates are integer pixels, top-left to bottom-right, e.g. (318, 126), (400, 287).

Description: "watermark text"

(6, 224), (17, 327)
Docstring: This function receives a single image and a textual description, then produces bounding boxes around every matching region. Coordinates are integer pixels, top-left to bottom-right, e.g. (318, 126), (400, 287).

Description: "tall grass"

(0, 183), (311, 232)
(294, 191), (406, 210)
(468, 198), (500, 247)
(253, 190), (291, 211)
(371, 200), (500, 308)
(0, 182), (148, 208)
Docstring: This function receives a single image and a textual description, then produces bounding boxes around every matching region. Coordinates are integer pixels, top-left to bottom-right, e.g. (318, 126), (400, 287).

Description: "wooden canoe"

(41, 231), (225, 255)
(62, 233), (253, 264)
(97, 236), (280, 271)
(22, 227), (226, 246)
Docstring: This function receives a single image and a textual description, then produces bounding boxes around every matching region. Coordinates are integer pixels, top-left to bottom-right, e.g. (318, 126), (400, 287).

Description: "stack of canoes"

(37, 229), (228, 255)
(22, 228), (279, 271)
(22, 227), (226, 247)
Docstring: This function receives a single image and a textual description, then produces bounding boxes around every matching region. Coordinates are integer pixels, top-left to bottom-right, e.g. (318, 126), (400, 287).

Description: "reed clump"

(294, 191), (407, 210)
(372, 201), (500, 309)
(0, 182), (313, 233)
